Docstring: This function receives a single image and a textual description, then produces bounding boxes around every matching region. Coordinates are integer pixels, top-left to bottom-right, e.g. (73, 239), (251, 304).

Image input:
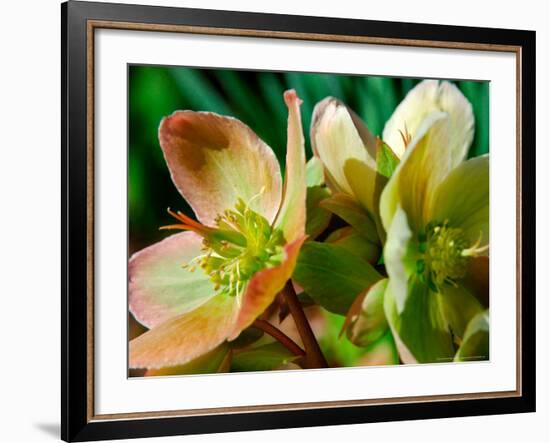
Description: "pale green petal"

(383, 208), (456, 364)
(129, 232), (215, 329)
(384, 205), (415, 313)
(343, 158), (387, 239)
(454, 310), (489, 362)
(383, 80), (474, 164)
(380, 112), (452, 232)
(310, 97), (378, 203)
(438, 285), (484, 341)
(430, 154), (489, 247)
(384, 280), (455, 364)
(348, 279), (389, 347)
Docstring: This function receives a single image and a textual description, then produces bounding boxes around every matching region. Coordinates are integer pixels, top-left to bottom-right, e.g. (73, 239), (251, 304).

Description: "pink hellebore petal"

(129, 231), (215, 329)
(129, 293), (238, 369)
(159, 110), (282, 226)
(274, 90), (307, 243)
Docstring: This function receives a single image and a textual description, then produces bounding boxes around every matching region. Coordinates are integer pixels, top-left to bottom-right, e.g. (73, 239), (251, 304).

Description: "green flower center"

(192, 198), (285, 298)
(415, 221), (487, 291)
(425, 224), (468, 288)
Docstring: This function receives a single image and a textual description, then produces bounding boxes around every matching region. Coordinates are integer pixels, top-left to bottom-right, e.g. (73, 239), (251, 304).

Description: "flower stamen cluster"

(416, 221), (486, 291)
(164, 198), (285, 298)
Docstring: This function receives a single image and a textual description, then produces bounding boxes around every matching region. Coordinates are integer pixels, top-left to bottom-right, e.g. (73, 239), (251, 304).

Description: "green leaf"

(376, 140), (400, 178)
(454, 310), (489, 362)
(306, 185), (332, 239)
(326, 227), (380, 265)
(384, 279), (455, 364)
(231, 342), (299, 372)
(320, 193), (380, 244)
(293, 241), (382, 315)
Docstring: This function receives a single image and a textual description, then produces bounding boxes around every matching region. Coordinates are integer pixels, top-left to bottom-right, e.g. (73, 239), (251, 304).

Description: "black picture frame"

(61, 1), (536, 441)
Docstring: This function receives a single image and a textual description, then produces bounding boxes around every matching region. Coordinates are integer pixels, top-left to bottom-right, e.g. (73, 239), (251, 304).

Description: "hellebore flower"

(310, 97), (391, 248)
(310, 80), (474, 247)
(382, 79), (475, 162)
(129, 90), (307, 370)
(380, 81), (489, 364)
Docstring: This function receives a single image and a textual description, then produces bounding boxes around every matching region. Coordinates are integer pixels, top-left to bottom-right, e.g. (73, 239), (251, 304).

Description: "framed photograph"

(62, 1), (536, 441)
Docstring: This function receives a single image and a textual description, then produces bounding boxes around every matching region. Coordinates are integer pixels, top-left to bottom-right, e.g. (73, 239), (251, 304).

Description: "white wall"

(0, 0), (546, 442)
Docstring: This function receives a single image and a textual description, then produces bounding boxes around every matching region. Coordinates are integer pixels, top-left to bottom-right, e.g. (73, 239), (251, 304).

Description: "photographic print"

(127, 65), (489, 377)
(63, 4), (534, 439)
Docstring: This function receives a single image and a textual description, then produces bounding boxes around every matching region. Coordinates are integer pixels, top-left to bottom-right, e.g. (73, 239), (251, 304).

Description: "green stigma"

(416, 221), (486, 291)
(191, 198), (285, 298)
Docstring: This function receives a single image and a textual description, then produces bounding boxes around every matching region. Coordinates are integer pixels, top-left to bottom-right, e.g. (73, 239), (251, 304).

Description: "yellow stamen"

(461, 231), (489, 257)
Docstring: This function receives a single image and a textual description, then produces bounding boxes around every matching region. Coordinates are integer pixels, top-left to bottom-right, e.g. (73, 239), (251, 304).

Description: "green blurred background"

(128, 65), (489, 253)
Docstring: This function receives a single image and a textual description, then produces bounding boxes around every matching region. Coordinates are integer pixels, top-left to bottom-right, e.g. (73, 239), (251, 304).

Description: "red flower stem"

(252, 319), (306, 357)
(282, 281), (328, 369)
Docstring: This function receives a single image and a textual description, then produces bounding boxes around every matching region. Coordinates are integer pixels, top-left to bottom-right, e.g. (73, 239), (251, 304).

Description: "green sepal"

(306, 156), (325, 187)
(376, 139), (400, 179)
